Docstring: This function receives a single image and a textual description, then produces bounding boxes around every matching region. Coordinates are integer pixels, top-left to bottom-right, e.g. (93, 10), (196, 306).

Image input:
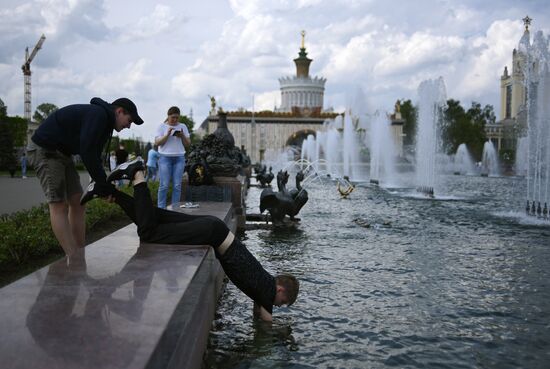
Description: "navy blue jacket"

(31, 97), (114, 183)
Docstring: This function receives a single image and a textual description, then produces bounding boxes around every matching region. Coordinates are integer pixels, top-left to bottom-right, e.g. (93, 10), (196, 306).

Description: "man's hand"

(253, 302), (273, 322)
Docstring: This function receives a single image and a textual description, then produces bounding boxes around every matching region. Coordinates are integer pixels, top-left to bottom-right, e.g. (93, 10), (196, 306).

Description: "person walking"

(27, 97), (143, 262)
(20, 152), (27, 179)
(146, 145), (159, 182)
(154, 106), (190, 209)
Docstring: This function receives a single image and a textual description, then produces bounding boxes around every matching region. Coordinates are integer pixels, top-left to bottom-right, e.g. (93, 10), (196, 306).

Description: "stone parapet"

(0, 202), (235, 369)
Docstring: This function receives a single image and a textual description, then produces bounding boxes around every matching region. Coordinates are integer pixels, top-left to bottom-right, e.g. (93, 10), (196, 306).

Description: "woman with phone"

(154, 106), (191, 208)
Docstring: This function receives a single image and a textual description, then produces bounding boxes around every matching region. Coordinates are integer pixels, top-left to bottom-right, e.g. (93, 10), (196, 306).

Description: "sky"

(1, 0), (549, 143)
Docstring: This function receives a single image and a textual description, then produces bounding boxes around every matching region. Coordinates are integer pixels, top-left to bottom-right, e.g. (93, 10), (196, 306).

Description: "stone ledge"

(0, 202), (234, 369)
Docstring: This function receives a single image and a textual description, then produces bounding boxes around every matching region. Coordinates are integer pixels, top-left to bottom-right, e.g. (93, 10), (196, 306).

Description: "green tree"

(0, 99), (28, 146)
(4, 116), (27, 147)
(132, 139), (143, 156)
(400, 99), (417, 146)
(0, 98), (7, 120)
(0, 122), (17, 173)
(109, 136), (120, 152)
(33, 103), (58, 123)
(178, 114), (199, 144)
(466, 102), (493, 160)
(441, 99), (489, 160)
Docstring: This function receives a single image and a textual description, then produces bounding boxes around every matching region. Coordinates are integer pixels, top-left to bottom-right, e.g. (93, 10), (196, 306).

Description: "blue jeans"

(158, 155), (185, 209)
(146, 166), (157, 182)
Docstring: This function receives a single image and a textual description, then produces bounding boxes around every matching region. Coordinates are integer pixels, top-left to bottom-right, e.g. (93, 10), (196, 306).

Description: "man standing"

(20, 152), (27, 179)
(27, 97), (143, 261)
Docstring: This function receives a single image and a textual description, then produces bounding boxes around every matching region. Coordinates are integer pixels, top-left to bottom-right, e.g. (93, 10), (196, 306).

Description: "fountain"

(369, 112), (398, 185)
(516, 137), (528, 176)
(454, 143), (476, 175)
(301, 113), (365, 181)
(524, 30), (550, 220)
(481, 140), (501, 177)
(415, 77), (447, 196)
(343, 109), (361, 179)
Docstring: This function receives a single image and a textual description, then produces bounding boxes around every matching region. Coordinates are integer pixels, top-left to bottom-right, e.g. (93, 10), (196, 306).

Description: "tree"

(466, 102), (493, 160)
(400, 99), (417, 147)
(179, 114), (199, 144)
(33, 103), (58, 123)
(441, 99), (489, 160)
(4, 116), (28, 147)
(0, 98), (7, 120)
(0, 99), (28, 146)
(132, 139), (143, 156)
(0, 122), (17, 173)
(178, 114), (194, 132)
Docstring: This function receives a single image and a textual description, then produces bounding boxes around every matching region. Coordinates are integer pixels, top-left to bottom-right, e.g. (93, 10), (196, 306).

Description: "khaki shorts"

(27, 141), (83, 203)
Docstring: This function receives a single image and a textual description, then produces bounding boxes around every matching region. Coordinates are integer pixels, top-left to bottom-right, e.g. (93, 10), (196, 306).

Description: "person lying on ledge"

(80, 158), (299, 322)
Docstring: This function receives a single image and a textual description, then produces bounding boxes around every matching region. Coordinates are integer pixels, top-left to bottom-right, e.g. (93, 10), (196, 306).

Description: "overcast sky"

(1, 0), (548, 142)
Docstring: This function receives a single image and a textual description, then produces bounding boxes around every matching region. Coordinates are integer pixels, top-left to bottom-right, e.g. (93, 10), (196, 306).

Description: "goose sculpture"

(260, 170), (309, 223)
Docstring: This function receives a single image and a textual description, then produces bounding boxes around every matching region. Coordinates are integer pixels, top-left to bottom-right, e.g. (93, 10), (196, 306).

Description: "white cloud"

(453, 19), (524, 99)
(1, 0), (549, 140)
(254, 90), (280, 111)
(374, 33), (466, 77)
(118, 4), (177, 42)
(38, 0), (74, 36)
(89, 58), (152, 95)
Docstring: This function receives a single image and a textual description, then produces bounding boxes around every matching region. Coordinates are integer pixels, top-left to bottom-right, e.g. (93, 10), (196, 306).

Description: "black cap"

(111, 97), (144, 125)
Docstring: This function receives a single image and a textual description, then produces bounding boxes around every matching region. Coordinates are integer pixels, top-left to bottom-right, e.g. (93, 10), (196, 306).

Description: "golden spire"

(522, 15), (532, 31)
(301, 30), (306, 49)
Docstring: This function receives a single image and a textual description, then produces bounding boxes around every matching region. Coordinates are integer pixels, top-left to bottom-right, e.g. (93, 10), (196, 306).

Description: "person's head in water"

(274, 274), (299, 307)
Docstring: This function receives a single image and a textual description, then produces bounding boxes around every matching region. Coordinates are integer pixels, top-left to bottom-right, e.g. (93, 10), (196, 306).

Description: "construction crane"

(21, 34), (46, 122)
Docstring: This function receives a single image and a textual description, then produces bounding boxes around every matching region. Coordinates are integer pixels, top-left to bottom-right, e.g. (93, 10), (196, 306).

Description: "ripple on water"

(204, 177), (550, 369)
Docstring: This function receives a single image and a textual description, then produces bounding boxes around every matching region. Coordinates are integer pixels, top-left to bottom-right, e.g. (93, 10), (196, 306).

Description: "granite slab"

(0, 201), (234, 369)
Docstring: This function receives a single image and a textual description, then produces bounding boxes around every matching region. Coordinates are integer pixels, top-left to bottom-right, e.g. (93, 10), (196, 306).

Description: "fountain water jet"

(300, 112), (366, 180)
(369, 112), (398, 185)
(454, 143), (476, 175)
(481, 141), (501, 177)
(524, 30), (550, 220)
(415, 77), (447, 196)
(516, 137), (528, 176)
(343, 110), (360, 179)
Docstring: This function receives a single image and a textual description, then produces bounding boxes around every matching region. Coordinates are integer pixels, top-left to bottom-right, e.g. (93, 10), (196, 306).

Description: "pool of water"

(203, 174), (550, 368)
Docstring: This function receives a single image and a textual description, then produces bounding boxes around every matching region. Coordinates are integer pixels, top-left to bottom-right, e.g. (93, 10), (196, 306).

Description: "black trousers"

(114, 183), (275, 312)
(114, 183), (229, 248)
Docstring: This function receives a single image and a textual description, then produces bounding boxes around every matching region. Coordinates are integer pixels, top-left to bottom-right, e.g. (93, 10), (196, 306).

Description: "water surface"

(204, 175), (550, 368)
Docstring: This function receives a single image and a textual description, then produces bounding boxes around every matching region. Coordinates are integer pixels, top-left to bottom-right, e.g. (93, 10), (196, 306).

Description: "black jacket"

(32, 97), (115, 183)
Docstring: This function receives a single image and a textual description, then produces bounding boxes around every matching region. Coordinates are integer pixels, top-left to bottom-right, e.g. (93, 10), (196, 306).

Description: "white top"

(155, 123), (190, 156)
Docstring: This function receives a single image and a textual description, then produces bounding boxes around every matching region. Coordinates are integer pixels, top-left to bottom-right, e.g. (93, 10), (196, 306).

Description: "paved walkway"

(0, 173), (91, 215)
